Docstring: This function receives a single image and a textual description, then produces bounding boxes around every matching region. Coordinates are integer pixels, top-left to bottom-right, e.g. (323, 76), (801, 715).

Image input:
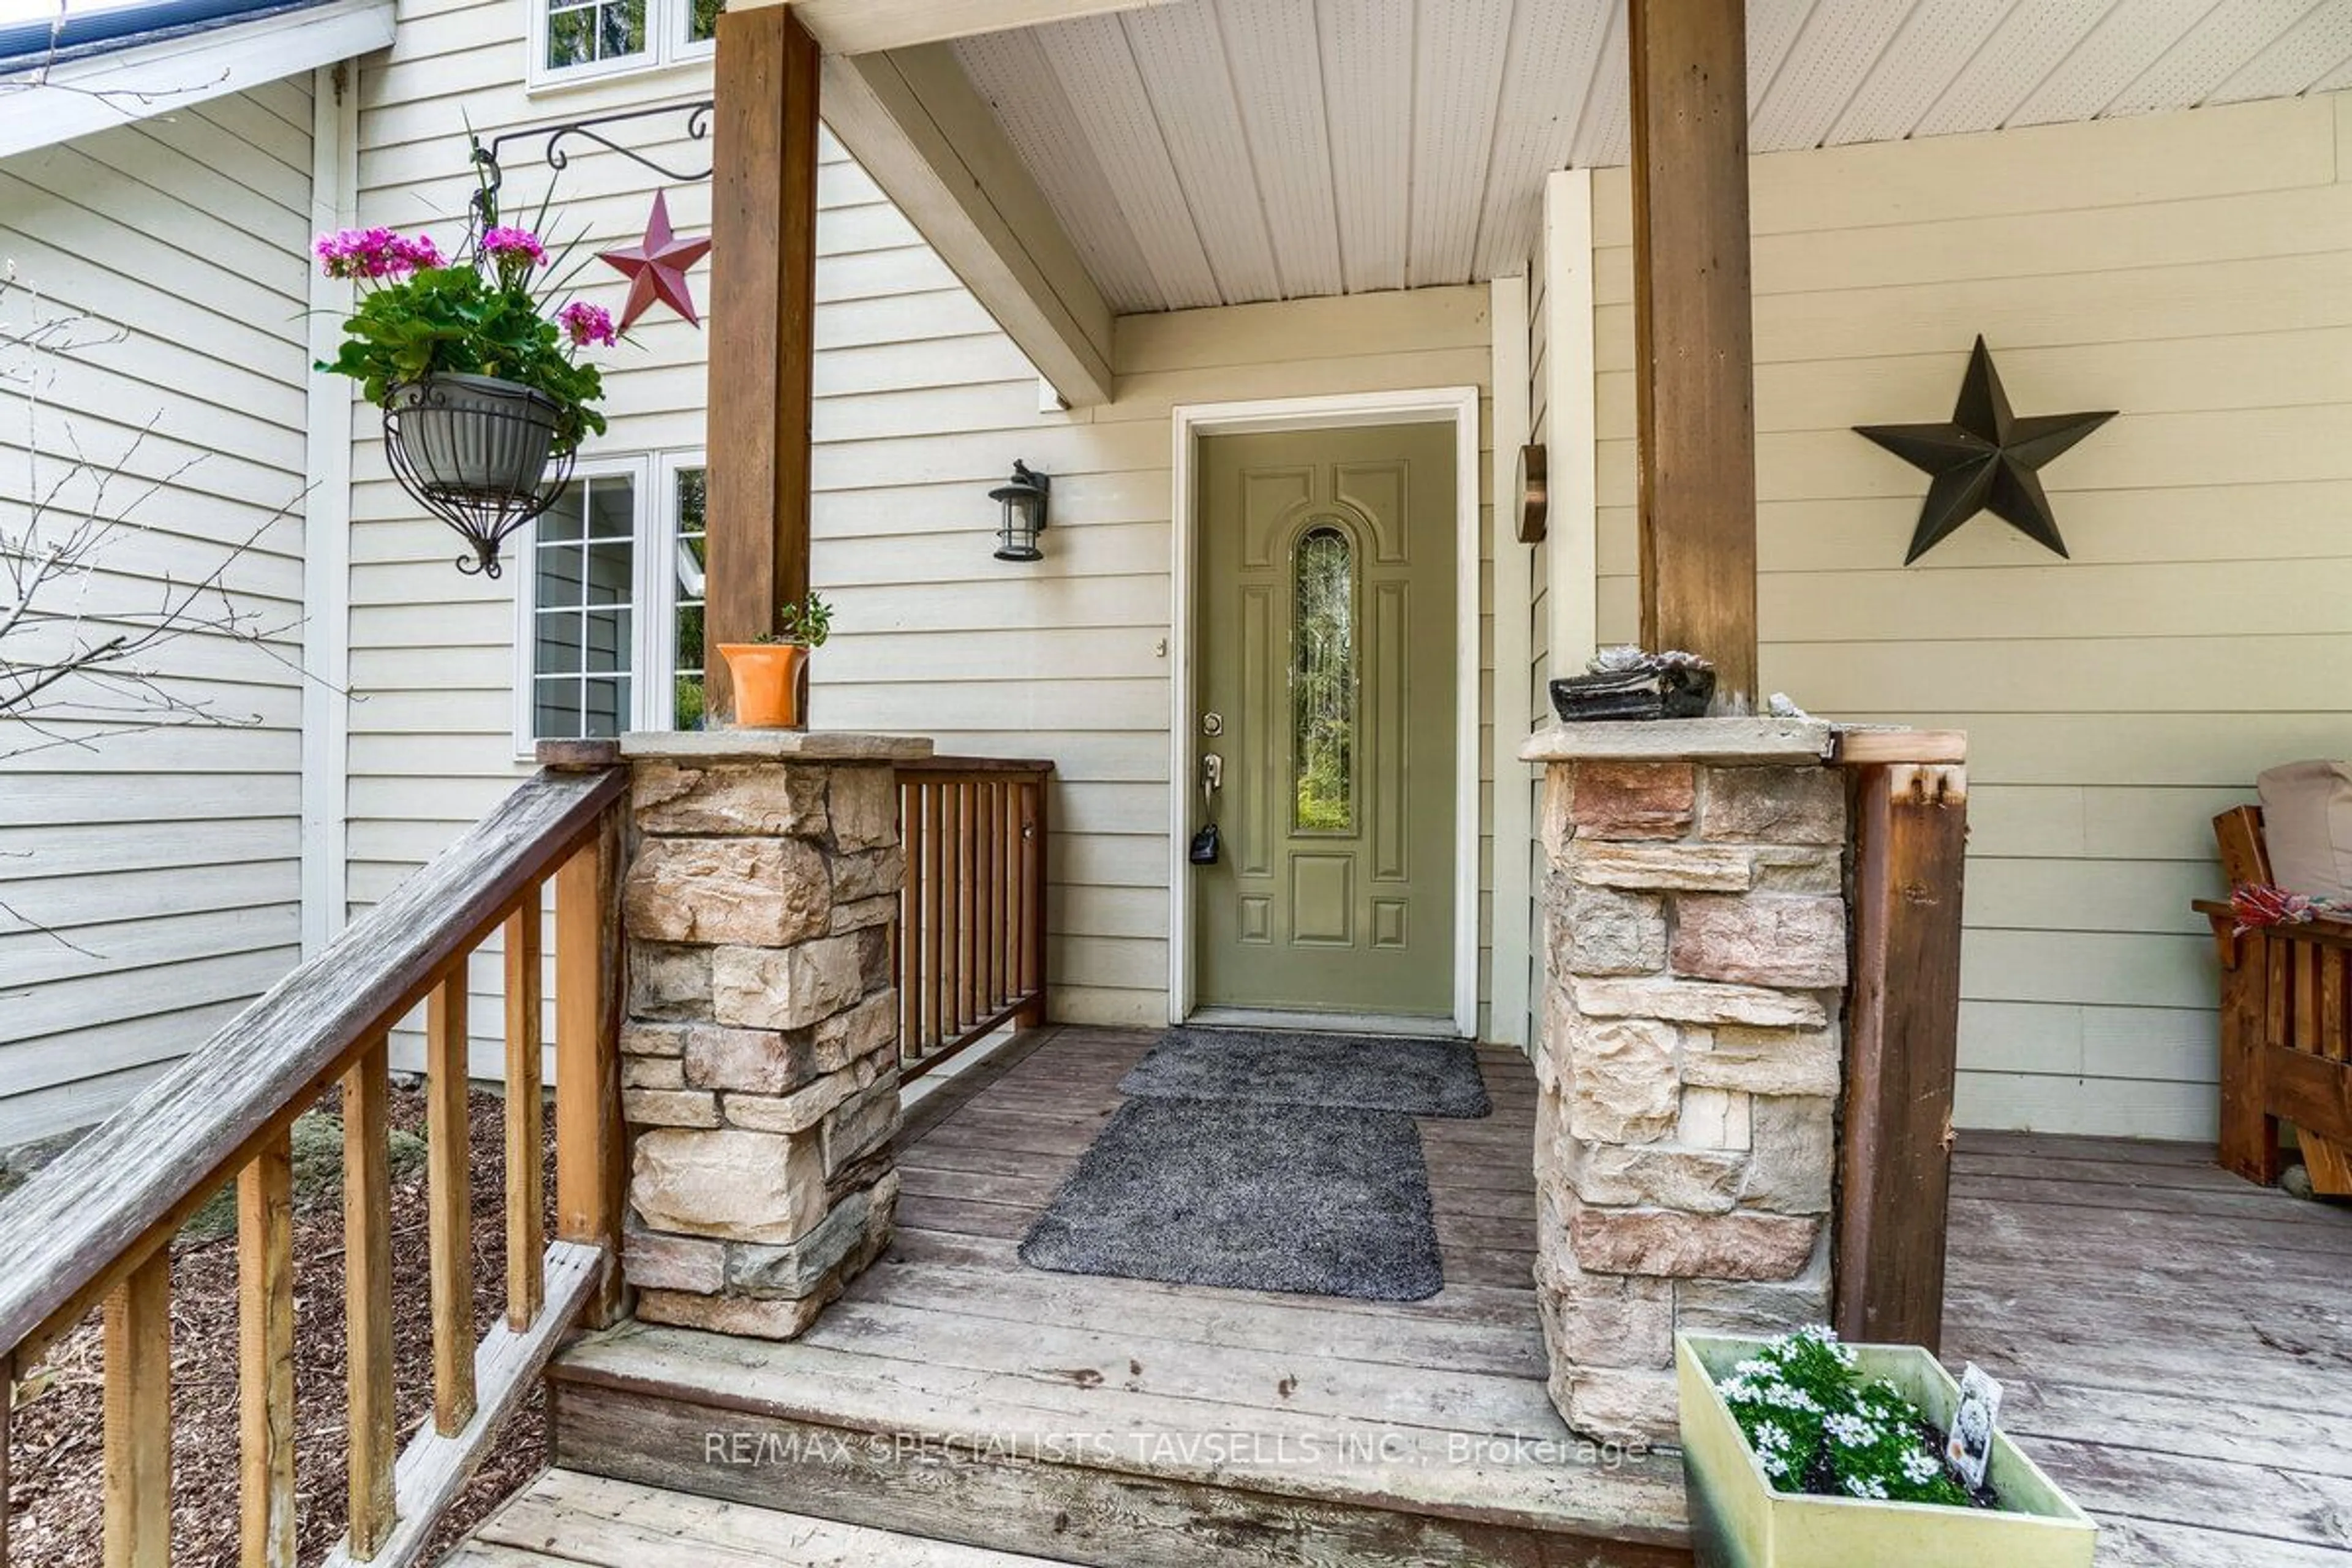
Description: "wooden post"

(1834, 762), (1968, 1352)
(503, 899), (546, 1330)
(424, 973), (476, 1434)
(102, 1250), (172, 1568)
(343, 1039), (396, 1559)
(703, 4), (821, 721)
(237, 1130), (297, 1568)
(1019, 778), (1048, 1028)
(1628, 0), (1760, 711)
(555, 811), (625, 1325)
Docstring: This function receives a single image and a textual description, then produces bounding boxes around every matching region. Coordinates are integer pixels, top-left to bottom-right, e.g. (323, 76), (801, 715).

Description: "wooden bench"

(2194, 805), (2352, 1194)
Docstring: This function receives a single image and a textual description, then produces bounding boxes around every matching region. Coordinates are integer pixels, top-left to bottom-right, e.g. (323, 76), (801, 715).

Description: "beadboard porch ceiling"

(937, 0), (2352, 313)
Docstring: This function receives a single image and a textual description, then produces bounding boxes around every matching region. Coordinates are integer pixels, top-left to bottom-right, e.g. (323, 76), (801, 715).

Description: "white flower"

(1719, 1377), (1758, 1404)
(1735, 1357), (1770, 1379)
(1765, 1384), (1822, 1414)
(1824, 1412), (1877, 1447)
(1900, 1450), (1941, 1485)
(1752, 1421), (1792, 1455)
(1842, 1474), (1889, 1501)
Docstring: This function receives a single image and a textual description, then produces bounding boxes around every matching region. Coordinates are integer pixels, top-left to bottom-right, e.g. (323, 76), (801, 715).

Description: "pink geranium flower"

(557, 300), (617, 349)
(480, 226), (548, 267)
(314, 227), (443, 282)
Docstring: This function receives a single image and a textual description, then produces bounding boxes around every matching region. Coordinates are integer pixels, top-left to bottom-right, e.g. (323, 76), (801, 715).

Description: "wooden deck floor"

(1944, 1128), (2352, 1567)
(467, 1027), (2352, 1566)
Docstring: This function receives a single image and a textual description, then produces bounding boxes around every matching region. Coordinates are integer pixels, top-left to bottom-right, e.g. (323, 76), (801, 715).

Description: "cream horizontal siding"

(345, 3), (1503, 1057)
(0, 80), (315, 1142)
(1580, 91), (2352, 1140)
(817, 288), (1497, 1030)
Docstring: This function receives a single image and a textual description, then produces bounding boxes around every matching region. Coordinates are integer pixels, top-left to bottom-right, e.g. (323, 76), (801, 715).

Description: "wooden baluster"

(426, 971), (476, 1434)
(1020, 778), (1048, 1027)
(344, 1038), (396, 1559)
(503, 900), (545, 1331)
(556, 811), (625, 1327)
(2, 1350), (10, 1567)
(959, 781), (979, 1032)
(238, 1129), (296, 1568)
(900, 780), (922, 1069)
(102, 1248), (171, 1568)
(924, 780), (944, 1060)
(1001, 780), (1016, 1007)
(2323, 947), (2348, 1063)
(984, 780), (1002, 1009)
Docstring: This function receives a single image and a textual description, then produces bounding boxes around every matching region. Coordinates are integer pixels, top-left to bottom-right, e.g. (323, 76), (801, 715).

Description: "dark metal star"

(1856, 336), (2113, 564)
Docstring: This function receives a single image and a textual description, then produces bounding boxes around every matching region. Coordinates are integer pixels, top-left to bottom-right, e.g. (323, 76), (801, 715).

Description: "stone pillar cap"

(1520, 717), (1836, 767)
(620, 730), (937, 763)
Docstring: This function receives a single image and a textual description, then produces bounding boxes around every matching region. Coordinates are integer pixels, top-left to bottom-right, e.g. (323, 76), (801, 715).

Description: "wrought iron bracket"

(472, 99), (715, 232)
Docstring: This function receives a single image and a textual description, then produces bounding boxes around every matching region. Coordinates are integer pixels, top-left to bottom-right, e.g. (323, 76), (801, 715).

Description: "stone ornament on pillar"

(1522, 718), (1847, 1446)
(612, 730), (930, 1339)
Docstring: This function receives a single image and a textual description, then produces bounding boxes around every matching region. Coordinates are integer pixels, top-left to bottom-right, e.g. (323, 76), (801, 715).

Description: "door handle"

(1202, 753), (1224, 794)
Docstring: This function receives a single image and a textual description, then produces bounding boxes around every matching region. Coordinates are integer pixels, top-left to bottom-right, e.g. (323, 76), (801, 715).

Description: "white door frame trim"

(1166, 386), (1484, 1040)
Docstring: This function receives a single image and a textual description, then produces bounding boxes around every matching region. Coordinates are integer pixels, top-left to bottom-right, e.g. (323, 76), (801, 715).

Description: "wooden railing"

(895, 758), (1052, 1079)
(0, 763), (629, 1568)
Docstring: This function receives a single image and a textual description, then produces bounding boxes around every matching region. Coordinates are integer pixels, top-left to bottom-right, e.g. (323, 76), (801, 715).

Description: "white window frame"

(510, 453), (662, 758)
(511, 450), (711, 755)
(650, 448), (709, 731)
(527, 0), (715, 93)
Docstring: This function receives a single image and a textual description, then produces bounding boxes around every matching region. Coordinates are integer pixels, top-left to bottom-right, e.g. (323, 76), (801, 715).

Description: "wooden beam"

(1834, 763), (1968, 1352)
(729, 0), (1169, 55)
(704, 5), (821, 722)
(821, 45), (1114, 409)
(1628, 0), (1759, 712)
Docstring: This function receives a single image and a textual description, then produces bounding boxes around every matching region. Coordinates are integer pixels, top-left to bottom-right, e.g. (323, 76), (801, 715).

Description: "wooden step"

(545, 1322), (1693, 1568)
(447, 1468), (1072, 1565)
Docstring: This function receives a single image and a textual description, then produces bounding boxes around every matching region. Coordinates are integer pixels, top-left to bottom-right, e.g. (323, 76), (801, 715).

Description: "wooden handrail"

(0, 766), (625, 1363)
(0, 764), (630, 1567)
(897, 758), (1052, 1080)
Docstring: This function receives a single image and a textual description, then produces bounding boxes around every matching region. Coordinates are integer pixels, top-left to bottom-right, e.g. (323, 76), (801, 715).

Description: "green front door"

(1193, 421), (1457, 1017)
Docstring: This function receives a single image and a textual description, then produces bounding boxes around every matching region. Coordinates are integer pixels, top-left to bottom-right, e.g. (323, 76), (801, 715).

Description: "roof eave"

(0, 0), (394, 162)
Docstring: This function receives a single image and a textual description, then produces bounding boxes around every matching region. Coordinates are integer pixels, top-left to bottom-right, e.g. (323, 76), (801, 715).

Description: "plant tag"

(1945, 1363), (2003, 1489)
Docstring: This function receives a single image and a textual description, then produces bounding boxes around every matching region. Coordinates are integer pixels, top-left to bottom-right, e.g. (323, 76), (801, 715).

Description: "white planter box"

(1677, 1333), (2097, 1568)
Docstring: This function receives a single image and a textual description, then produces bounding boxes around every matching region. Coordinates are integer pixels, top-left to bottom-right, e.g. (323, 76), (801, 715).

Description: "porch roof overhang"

(753, 0), (2352, 410)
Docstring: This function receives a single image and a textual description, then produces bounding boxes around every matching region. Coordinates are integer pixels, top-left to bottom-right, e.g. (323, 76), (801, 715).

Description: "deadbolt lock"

(1201, 711), (1224, 737)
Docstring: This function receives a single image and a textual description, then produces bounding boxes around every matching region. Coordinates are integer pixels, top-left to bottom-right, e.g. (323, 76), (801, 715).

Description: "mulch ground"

(7, 1080), (557, 1566)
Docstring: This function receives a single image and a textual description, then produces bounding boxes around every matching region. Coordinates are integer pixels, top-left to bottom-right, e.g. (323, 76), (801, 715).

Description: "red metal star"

(598, 190), (712, 330)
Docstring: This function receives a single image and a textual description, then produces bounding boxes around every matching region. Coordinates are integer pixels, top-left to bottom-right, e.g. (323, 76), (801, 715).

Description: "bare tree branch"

(0, 268), (345, 957)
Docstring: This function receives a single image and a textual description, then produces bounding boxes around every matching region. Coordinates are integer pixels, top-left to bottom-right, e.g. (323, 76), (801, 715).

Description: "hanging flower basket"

(314, 206), (620, 577)
(382, 373), (575, 576)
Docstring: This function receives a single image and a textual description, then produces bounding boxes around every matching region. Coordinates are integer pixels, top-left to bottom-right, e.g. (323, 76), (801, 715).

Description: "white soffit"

(948, 0), (2352, 313)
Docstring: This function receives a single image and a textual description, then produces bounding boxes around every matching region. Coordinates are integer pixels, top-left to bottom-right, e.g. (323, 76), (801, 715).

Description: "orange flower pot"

(717, 643), (809, 729)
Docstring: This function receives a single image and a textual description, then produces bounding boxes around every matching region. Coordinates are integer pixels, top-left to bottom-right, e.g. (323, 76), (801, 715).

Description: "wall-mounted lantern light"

(990, 460), (1050, 562)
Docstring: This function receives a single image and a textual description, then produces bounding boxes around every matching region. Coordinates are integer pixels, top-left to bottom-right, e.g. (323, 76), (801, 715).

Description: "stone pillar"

(614, 731), (930, 1338)
(1523, 718), (1847, 1444)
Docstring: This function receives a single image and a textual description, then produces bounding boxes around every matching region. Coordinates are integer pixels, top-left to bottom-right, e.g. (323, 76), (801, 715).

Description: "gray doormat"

(1018, 1097), (1444, 1301)
(1119, 1027), (1491, 1118)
